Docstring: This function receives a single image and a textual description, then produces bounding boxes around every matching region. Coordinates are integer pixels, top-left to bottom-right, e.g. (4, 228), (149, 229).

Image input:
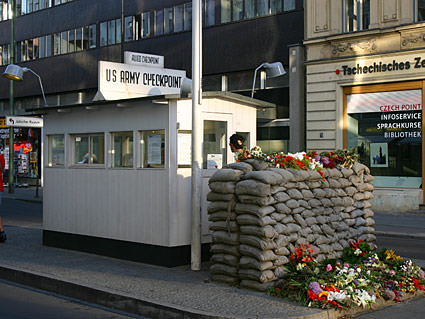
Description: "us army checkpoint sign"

(98, 61), (186, 100)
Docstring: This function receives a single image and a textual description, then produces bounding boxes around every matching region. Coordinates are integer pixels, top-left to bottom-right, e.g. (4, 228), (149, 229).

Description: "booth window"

(140, 130), (165, 168)
(112, 131), (133, 168)
(48, 134), (64, 167)
(346, 89), (422, 188)
(73, 134), (105, 165)
(203, 120), (227, 169)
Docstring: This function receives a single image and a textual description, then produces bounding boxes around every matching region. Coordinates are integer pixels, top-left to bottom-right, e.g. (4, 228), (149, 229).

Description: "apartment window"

(343, 0), (370, 32)
(155, 9), (164, 35)
(0, 44), (9, 65)
(174, 5), (184, 32)
(204, 0), (215, 26)
(164, 8), (174, 34)
(221, 0), (231, 23)
(140, 130), (165, 168)
(184, 3), (192, 31)
(417, 0), (425, 21)
(283, 0), (295, 11)
(45, 34), (52, 56)
(108, 20), (116, 45)
(101, 19), (121, 45)
(1, 1), (11, 20)
(245, 0), (255, 18)
(257, 0), (269, 16)
(60, 31), (68, 54)
(48, 135), (64, 167)
(112, 132), (133, 168)
(83, 24), (96, 49)
(141, 12), (151, 38)
(100, 22), (107, 46)
(75, 28), (83, 51)
(270, 0), (282, 14)
(73, 134), (105, 165)
(233, 0), (243, 21)
(124, 16), (134, 41)
(68, 29), (75, 53)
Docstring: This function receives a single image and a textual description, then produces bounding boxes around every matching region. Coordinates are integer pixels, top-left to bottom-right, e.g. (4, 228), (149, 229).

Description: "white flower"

(328, 290), (347, 302)
(354, 248), (362, 256)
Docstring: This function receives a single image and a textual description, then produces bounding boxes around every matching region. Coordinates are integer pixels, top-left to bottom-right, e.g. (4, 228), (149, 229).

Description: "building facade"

(304, 0), (425, 211)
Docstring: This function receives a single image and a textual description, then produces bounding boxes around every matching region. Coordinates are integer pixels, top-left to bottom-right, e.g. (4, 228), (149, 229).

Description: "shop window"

(346, 89), (422, 188)
(203, 120), (227, 169)
(343, 0), (370, 32)
(48, 135), (64, 167)
(140, 130), (165, 168)
(73, 134), (104, 165)
(112, 132), (133, 168)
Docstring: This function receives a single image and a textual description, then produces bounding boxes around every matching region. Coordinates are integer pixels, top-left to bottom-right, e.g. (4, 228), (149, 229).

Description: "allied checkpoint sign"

(98, 61), (186, 100)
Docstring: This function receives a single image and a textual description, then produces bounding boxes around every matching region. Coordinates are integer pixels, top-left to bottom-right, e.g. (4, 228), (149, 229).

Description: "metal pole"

(8, 0), (15, 194)
(121, 0), (125, 62)
(191, 0), (202, 271)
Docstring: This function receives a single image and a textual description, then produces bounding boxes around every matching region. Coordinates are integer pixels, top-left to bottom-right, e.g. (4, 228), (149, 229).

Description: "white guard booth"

(39, 92), (273, 266)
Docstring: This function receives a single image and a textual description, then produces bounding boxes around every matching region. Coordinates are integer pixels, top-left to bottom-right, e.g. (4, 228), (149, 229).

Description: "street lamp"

(3, 64), (48, 106)
(251, 62), (286, 98)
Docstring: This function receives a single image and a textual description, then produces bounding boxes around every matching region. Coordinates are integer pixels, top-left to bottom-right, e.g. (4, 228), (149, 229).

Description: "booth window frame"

(70, 132), (105, 166)
(111, 131), (134, 168)
(47, 134), (65, 167)
(139, 129), (166, 169)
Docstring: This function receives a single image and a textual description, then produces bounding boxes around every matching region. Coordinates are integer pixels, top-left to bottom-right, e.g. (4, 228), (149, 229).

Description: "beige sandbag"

(239, 225), (277, 238)
(240, 235), (277, 250)
(226, 161), (253, 174)
(312, 188), (326, 198)
(284, 182), (297, 189)
(308, 170), (323, 180)
(352, 162), (370, 175)
(350, 209), (364, 218)
(237, 214), (276, 226)
(210, 243), (240, 256)
(343, 197), (355, 207)
(327, 168), (343, 178)
(239, 256), (274, 271)
(341, 168), (354, 178)
(285, 199), (300, 209)
(239, 268), (277, 283)
(308, 198), (322, 208)
(274, 224), (288, 235)
(338, 178), (352, 188)
(321, 224), (335, 235)
(296, 182), (310, 190)
(320, 198), (333, 207)
(335, 188), (348, 197)
(240, 279), (275, 292)
(346, 218), (356, 226)
(211, 253), (240, 266)
(235, 203), (275, 217)
(363, 208), (374, 218)
(345, 205), (356, 213)
(301, 189), (314, 199)
(286, 223), (302, 233)
(274, 202), (291, 214)
(298, 200), (311, 209)
(244, 159), (269, 171)
(359, 234), (376, 242)
(271, 185), (286, 194)
(296, 237), (308, 246)
(323, 188), (337, 198)
(236, 180), (271, 196)
(365, 217), (375, 226)
(305, 217), (317, 226)
(294, 214), (307, 227)
(349, 175), (363, 186)
(353, 192), (366, 201)
(306, 180), (322, 189)
(210, 263), (238, 276)
(208, 211), (237, 222)
(363, 174), (374, 183)
(273, 256), (290, 266)
(274, 246), (290, 256)
(312, 207), (325, 215)
(212, 230), (240, 245)
(266, 167), (295, 183)
(276, 235), (289, 247)
(270, 212), (285, 222)
(320, 179), (330, 188)
(331, 197), (344, 206)
(292, 207), (306, 215)
(209, 181), (236, 194)
(311, 224), (322, 234)
(238, 195), (276, 206)
(357, 226), (375, 234)
(307, 233), (318, 243)
(281, 215), (295, 224)
(207, 192), (236, 202)
(288, 169), (310, 182)
(363, 191), (374, 200)
(243, 170), (283, 185)
(239, 245), (278, 261)
(328, 178), (342, 189)
(273, 191), (291, 203)
(315, 235), (330, 245)
(344, 186), (357, 196)
(318, 244), (332, 254)
(331, 242), (344, 251)
(287, 188), (303, 200)
(209, 169), (244, 182)
(208, 201), (233, 213)
(301, 209), (315, 218)
(210, 220), (239, 232)
(316, 216), (329, 224)
(210, 274), (239, 285)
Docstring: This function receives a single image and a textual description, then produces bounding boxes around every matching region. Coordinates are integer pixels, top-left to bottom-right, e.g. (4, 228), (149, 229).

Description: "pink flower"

(326, 264), (333, 272)
(389, 270), (396, 277)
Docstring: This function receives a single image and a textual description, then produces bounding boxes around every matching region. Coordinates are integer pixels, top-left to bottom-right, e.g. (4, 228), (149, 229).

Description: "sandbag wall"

(207, 159), (375, 291)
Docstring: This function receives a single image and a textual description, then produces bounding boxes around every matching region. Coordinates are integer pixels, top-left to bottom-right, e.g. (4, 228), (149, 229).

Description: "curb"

(2, 196), (42, 204)
(0, 265), (332, 319)
(376, 231), (425, 240)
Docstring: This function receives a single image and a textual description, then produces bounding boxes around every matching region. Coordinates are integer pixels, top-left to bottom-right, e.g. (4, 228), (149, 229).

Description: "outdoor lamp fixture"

(3, 64), (48, 106)
(180, 77), (193, 96)
(251, 62), (286, 98)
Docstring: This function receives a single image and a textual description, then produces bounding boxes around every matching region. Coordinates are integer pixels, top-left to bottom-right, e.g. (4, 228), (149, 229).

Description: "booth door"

(201, 113), (233, 241)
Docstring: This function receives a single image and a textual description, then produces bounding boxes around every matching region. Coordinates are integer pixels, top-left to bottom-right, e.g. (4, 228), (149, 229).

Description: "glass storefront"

(346, 89), (422, 188)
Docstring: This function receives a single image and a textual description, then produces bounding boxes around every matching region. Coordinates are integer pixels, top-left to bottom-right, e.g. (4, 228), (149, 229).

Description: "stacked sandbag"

(208, 165), (247, 285)
(207, 159), (376, 291)
(235, 168), (286, 291)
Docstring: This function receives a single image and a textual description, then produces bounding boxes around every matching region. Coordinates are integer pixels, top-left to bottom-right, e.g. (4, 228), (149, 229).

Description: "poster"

(178, 132), (192, 166)
(147, 134), (162, 165)
(207, 154), (223, 169)
(370, 143), (388, 167)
